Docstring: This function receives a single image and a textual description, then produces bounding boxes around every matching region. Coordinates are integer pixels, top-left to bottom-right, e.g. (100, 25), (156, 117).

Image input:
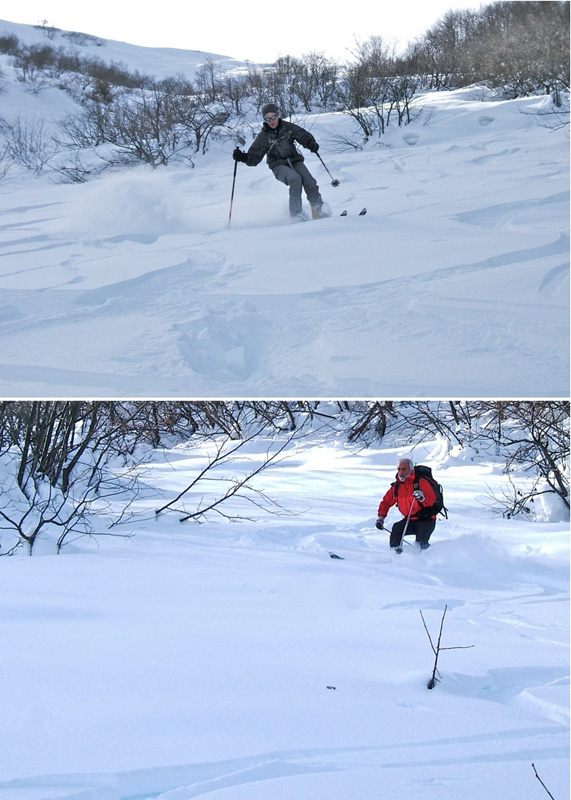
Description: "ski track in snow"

(0, 727), (567, 800)
(0, 90), (568, 396)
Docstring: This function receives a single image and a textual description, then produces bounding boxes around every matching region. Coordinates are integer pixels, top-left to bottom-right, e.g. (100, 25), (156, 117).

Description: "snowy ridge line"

(0, 725), (565, 800)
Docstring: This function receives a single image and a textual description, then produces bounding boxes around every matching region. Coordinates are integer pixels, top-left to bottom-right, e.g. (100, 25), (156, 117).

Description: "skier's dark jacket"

(245, 119), (317, 170)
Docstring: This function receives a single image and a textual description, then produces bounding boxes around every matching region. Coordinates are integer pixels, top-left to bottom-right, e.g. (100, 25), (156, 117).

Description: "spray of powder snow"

(66, 168), (195, 235)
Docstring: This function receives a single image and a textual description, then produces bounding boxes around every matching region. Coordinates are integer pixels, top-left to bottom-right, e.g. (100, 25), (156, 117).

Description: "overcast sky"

(1, 1), (478, 62)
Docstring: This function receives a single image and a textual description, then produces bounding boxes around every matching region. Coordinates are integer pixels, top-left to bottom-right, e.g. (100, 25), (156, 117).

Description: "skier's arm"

(245, 132), (269, 166)
(290, 123), (319, 153)
(377, 486), (397, 518)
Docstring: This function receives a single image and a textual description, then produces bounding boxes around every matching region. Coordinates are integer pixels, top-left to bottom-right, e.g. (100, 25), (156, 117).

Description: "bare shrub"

(0, 116), (59, 174)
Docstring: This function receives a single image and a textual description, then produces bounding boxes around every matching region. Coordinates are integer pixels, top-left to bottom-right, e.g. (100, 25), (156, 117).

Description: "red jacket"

(377, 471), (438, 520)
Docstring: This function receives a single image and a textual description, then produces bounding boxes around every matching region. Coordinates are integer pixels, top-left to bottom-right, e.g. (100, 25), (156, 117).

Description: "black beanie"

(261, 103), (279, 117)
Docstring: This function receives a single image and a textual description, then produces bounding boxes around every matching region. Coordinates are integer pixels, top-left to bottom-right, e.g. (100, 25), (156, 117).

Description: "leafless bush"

(333, 37), (419, 138)
(479, 401), (569, 515)
(0, 33), (20, 55)
(0, 140), (12, 181)
(0, 116), (59, 174)
(0, 468), (95, 555)
(485, 473), (544, 519)
(58, 101), (115, 148)
(62, 30), (105, 47)
(13, 43), (54, 92)
(407, 1), (569, 96)
(35, 20), (58, 39)
(76, 79), (230, 166)
(50, 151), (102, 183)
(0, 402), (134, 554)
(347, 401), (397, 442)
(0, 402), (318, 552)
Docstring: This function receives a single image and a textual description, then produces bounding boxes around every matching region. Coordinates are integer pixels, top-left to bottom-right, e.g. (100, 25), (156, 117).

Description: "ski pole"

(228, 159), (238, 228)
(385, 525), (413, 550)
(396, 498), (416, 554)
(316, 153), (340, 187)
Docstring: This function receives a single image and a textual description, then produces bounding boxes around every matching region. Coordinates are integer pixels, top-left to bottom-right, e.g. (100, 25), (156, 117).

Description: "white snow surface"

(0, 21), (568, 398)
(0, 431), (569, 798)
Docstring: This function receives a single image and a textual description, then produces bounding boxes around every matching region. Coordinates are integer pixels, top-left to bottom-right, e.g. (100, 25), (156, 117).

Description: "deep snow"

(0, 20), (568, 398)
(0, 429), (568, 799)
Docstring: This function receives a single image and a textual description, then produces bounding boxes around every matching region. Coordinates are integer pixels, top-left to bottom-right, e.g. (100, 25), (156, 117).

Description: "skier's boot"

(311, 204), (329, 220)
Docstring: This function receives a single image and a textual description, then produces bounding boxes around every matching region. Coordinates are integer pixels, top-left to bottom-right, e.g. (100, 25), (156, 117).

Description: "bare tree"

(0, 401), (179, 554)
(347, 401), (397, 442)
(154, 421), (306, 523)
(480, 401), (569, 516)
(336, 37), (418, 138)
(406, 1), (569, 96)
(1, 116), (59, 174)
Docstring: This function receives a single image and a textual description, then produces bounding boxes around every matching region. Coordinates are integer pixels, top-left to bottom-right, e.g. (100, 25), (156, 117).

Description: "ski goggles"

(264, 113), (279, 121)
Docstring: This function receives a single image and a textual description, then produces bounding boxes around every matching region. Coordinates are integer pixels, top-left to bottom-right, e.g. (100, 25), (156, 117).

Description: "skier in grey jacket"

(233, 103), (328, 220)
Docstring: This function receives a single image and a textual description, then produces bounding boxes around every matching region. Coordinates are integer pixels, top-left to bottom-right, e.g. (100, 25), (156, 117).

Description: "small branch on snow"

(532, 763), (556, 799)
(420, 605), (474, 689)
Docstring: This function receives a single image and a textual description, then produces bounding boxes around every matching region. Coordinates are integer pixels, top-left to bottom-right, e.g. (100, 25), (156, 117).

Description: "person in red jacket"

(376, 458), (437, 550)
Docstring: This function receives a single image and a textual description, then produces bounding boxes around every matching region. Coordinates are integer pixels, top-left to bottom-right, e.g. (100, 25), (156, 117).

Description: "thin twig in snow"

(532, 763), (556, 799)
(420, 605), (475, 689)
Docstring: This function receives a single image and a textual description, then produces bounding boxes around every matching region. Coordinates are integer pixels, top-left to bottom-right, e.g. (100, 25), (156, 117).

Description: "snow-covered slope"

(0, 19), (243, 79)
(0, 431), (568, 798)
(0, 21), (568, 397)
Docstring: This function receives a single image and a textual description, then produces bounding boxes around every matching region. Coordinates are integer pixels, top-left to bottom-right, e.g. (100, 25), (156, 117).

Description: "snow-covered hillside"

(0, 426), (568, 798)
(0, 19), (244, 79)
(0, 20), (569, 397)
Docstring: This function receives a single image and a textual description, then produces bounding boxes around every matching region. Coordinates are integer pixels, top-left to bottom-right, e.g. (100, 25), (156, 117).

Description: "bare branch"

(420, 605), (475, 689)
(532, 763), (556, 800)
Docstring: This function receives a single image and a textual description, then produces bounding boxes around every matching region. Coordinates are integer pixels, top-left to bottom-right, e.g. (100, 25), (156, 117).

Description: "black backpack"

(394, 464), (448, 520)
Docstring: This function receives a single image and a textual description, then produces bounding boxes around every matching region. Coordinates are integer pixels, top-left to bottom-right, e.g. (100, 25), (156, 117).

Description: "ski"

(340, 208), (367, 216)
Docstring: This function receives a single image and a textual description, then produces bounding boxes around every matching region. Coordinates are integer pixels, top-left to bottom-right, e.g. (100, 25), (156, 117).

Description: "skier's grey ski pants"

(272, 161), (322, 216)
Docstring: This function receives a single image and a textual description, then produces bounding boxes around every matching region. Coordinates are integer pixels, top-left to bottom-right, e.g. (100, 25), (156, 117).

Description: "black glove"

(375, 517), (385, 530)
(308, 141), (319, 153)
(233, 147), (248, 163)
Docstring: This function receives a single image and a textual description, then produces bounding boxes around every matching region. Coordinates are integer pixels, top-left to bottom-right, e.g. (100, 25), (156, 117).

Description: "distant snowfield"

(0, 432), (568, 799)
(0, 21), (568, 397)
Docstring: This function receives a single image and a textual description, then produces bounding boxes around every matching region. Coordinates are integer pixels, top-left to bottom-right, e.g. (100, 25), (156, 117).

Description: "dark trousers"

(390, 518), (436, 548)
(273, 162), (323, 216)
